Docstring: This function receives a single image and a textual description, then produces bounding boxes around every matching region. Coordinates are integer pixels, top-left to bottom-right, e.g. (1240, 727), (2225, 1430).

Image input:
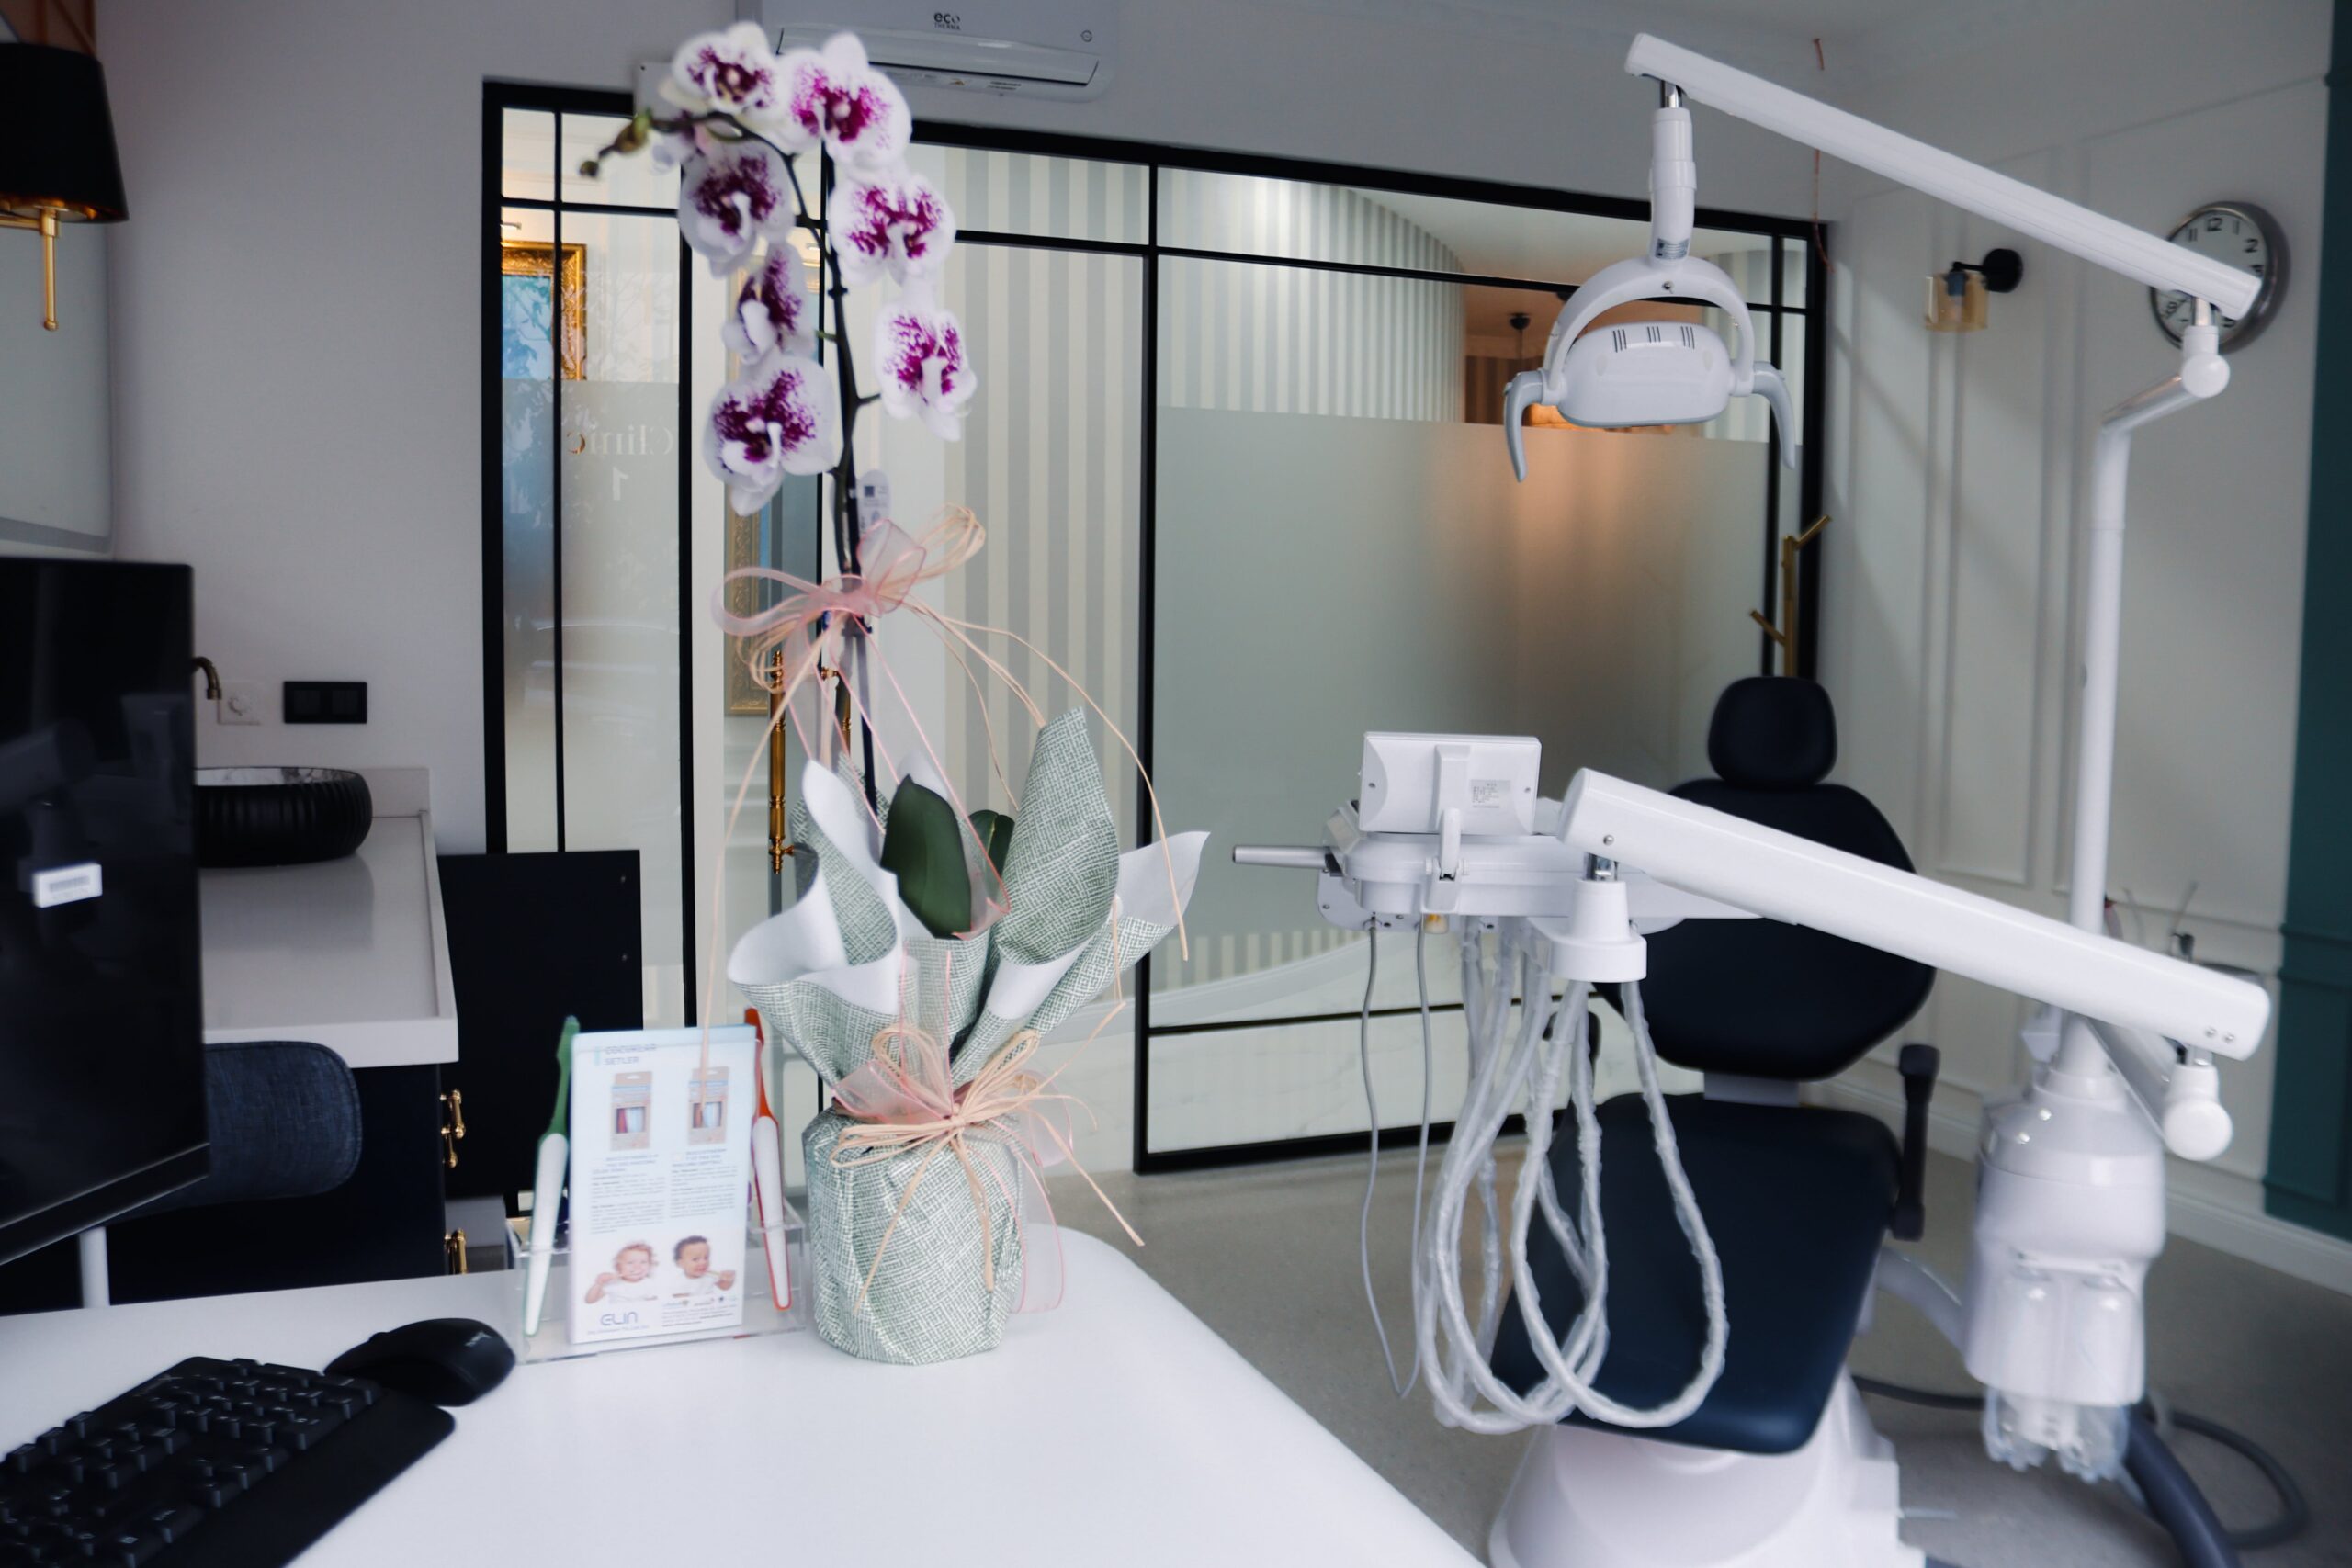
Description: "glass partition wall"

(1141, 167), (1819, 1166)
(484, 96), (1824, 1176)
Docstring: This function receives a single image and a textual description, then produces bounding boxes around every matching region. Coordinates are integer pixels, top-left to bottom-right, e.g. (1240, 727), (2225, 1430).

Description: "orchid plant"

(583, 22), (975, 629)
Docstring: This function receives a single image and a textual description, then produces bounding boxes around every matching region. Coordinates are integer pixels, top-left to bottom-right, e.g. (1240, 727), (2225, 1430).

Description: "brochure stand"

(504, 1213), (806, 1363)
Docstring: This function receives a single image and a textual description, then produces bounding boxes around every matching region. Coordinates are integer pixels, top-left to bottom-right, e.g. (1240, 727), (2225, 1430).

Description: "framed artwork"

(500, 241), (587, 380)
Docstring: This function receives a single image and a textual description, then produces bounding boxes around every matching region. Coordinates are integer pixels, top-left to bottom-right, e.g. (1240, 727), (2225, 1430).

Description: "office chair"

(1490, 675), (1941, 1568)
(0, 1040), (366, 1314)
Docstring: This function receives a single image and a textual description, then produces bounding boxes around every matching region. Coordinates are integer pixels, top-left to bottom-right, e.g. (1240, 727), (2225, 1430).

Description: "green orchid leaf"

(969, 808), (1015, 871)
(880, 779), (972, 938)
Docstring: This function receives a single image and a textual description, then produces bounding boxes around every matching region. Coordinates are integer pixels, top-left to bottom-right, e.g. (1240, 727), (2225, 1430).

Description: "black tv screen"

(0, 559), (209, 1267)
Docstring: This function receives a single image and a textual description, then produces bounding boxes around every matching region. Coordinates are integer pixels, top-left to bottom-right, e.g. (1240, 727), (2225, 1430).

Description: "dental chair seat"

(1489, 1092), (1898, 1454)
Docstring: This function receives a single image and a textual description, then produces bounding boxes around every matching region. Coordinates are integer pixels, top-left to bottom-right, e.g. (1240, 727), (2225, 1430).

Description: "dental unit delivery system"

(1236, 750), (2268, 1436)
(1238, 28), (2268, 1561)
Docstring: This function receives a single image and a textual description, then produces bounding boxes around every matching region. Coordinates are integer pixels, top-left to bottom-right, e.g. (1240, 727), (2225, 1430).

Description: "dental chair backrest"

(1639, 677), (1933, 1081)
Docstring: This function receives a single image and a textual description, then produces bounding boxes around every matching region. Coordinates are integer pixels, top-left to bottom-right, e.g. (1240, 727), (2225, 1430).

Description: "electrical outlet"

(219, 681), (266, 725)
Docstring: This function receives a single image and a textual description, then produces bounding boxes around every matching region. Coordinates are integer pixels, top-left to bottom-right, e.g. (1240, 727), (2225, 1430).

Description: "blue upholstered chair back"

(128, 1040), (361, 1218)
(1636, 678), (1934, 1082)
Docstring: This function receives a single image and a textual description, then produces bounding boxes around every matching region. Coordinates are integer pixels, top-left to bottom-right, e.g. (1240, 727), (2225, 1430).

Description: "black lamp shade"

(0, 43), (127, 222)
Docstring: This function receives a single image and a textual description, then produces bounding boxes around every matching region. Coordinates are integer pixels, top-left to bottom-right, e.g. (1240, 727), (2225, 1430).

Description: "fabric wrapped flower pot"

(729, 712), (1204, 1367)
(802, 1110), (1023, 1364)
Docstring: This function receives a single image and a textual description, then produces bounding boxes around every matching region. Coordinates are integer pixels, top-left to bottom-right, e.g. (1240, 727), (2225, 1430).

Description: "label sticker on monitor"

(30, 863), (102, 908)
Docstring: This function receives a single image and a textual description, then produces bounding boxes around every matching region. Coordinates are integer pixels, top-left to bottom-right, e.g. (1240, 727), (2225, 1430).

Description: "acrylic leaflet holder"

(505, 1024), (804, 1362)
(504, 1213), (807, 1363)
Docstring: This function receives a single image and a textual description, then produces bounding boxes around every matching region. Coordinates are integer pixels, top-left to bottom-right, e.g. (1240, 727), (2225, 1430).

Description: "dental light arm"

(1622, 35), (2259, 317)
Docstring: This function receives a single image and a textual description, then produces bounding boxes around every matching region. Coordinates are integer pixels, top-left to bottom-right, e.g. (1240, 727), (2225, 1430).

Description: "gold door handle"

(439, 1088), (467, 1170)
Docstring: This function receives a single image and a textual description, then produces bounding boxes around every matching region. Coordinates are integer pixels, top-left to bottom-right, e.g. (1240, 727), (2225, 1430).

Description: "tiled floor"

(1053, 1144), (2352, 1566)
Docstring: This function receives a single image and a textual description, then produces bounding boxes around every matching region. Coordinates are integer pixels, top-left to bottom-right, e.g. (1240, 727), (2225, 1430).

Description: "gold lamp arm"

(0, 207), (63, 331)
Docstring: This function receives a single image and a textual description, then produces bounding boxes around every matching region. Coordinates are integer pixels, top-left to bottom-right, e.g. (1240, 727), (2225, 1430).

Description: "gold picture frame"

(499, 241), (587, 380)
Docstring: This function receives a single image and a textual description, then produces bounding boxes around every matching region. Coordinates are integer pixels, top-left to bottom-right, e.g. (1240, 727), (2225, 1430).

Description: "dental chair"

(1489, 674), (1942, 1568)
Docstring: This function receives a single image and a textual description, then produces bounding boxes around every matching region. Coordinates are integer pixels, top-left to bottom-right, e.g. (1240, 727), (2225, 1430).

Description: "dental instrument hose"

(1356, 927), (1441, 1396)
(1365, 924), (1727, 1435)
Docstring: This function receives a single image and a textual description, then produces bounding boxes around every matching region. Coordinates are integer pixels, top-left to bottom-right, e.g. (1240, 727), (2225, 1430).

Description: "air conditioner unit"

(762, 0), (1114, 101)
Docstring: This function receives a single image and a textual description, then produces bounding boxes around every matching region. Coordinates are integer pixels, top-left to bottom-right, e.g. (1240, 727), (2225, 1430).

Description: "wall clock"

(2150, 201), (2286, 352)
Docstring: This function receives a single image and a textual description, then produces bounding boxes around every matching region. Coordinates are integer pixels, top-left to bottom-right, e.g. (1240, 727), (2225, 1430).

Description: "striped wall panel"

(1158, 172), (1465, 424)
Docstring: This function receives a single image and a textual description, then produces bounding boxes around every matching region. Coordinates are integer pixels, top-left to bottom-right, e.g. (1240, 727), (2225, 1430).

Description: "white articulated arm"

(1555, 768), (2270, 1055)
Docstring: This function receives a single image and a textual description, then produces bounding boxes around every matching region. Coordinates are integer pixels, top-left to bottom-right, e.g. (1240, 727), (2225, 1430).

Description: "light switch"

(220, 681), (265, 725)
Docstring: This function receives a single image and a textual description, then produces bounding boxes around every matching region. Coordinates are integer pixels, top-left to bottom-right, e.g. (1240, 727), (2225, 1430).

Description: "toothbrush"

(520, 1017), (578, 1337)
(746, 1009), (793, 1309)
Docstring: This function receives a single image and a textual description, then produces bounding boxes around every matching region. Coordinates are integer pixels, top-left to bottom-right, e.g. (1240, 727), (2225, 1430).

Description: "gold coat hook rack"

(1750, 515), (1829, 676)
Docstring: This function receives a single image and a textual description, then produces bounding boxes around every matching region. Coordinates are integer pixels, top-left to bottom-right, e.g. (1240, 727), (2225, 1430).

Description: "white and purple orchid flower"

(663, 21), (790, 126)
(705, 354), (843, 513)
(875, 299), (977, 441)
(678, 141), (798, 276)
(828, 169), (956, 288)
(723, 247), (818, 366)
(777, 33), (911, 171)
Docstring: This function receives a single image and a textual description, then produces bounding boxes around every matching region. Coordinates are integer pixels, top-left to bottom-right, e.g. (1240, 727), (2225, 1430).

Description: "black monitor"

(0, 559), (209, 1267)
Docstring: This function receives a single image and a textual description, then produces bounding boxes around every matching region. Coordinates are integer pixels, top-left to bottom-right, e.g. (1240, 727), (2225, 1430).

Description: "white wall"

(103, 0), (740, 849)
(99, 0), (1819, 852)
(1814, 0), (2336, 1271)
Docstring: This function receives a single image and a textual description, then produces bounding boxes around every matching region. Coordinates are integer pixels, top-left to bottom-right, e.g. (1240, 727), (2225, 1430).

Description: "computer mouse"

(327, 1317), (516, 1406)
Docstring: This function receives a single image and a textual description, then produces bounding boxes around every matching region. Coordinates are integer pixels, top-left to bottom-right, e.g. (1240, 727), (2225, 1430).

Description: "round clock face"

(2150, 202), (2286, 352)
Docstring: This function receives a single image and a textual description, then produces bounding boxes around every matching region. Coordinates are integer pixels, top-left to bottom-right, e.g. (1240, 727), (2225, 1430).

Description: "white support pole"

(2052, 319), (2228, 1078)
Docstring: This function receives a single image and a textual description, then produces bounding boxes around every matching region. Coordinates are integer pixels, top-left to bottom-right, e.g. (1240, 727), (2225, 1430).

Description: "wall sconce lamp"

(1925, 246), (2022, 333)
(0, 43), (129, 332)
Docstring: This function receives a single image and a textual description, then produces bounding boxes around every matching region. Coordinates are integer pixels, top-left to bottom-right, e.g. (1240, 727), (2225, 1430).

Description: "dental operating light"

(1504, 82), (1796, 480)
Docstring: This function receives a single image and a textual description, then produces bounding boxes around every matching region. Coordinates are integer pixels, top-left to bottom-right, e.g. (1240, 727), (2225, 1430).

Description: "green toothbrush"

(521, 1017), (578, 1335)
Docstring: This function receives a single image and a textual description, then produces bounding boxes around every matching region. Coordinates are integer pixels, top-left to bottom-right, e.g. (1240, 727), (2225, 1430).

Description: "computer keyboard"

(0, 1356), (452, 1566)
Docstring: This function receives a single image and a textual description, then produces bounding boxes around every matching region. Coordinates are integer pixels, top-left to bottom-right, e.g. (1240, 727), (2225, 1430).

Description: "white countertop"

(199, 766), (458, 1070)
(0, 1229), (1476, 1567)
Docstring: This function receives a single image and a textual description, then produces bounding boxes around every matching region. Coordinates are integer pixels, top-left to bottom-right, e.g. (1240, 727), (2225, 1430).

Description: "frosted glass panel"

(499, 205), (559, 852)
(562, 112), (685, 210)
(1152, 224), (1768, 1152)
(928, 240), (1147, 849)
(1153, 408), (1765, 1003)
(501, 110), (554, 201)
(557, 211), (684, 1023)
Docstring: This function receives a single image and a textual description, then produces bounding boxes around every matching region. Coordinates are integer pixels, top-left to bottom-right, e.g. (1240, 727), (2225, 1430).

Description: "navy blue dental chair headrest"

(1707, 676), (1837, 791)
(1642, 676), (1931, 1082)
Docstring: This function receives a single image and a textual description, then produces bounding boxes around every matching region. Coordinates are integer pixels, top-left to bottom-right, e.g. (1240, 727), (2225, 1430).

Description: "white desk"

(198, 767), (458, 1070)
(0, 1230), (1476, 1566)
